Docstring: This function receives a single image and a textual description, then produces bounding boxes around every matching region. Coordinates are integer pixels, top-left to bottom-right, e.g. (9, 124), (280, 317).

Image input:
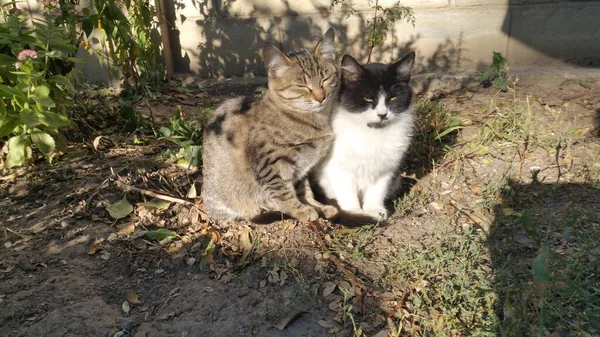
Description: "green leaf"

(0, 117), (20, 137)
(158, 126), (171, 137)
(0, 84), (26, 98)
(48, 130), (68, 152)
(38, 111), (72, 127)
(30, 130), (55, 154)
(532, 248), (550, 284)
(5, 135), (28, 168)
(0, 54), (16, 66)
(106, 197), (134, 219)
(34, 85), (50, 98)
(31, 94), (56, 108)
(49, 75), (75, 93)
(139, 199), (171, 210)
(143, 228), (180, 240)
(20, 108), (38, 127)
(435, 125), (464, 141)
(45, 50), (63, 58)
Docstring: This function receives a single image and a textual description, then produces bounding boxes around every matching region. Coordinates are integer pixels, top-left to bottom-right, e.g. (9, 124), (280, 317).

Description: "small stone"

(119, 317), (134, 331)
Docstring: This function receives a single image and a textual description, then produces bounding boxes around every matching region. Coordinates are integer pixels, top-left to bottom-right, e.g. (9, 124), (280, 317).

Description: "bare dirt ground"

(1, 68), (600, 337)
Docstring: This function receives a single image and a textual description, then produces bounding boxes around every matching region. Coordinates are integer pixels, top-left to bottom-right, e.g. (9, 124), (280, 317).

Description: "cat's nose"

(312, 88), (325, 103)
(377, 114), (387, 120)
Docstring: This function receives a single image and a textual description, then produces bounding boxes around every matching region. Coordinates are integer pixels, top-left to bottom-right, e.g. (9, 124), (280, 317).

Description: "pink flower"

(8, 7), (23, 16)
(17, 49), (38, 60)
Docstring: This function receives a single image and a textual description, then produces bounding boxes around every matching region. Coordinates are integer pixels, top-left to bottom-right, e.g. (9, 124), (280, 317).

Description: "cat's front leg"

(328, 170), (361, 213)
(297, 179), (338, 219)
(362, 174), (393, 220)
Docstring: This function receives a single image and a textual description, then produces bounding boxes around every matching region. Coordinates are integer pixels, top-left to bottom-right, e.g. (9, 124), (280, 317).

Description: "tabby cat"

(201, 29), (340, 222)
(316, 51), (416, 220)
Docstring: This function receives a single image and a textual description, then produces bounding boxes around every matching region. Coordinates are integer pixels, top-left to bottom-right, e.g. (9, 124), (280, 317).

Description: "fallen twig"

(115, 180), (190, 204)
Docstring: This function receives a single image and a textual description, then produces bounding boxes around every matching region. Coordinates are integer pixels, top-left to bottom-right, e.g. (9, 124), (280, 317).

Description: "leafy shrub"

(0, 3), (82, 168)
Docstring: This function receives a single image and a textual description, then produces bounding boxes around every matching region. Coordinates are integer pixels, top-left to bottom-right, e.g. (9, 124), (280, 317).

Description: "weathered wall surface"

(166, 0), (600, 78)
(6, 0), (600, 82)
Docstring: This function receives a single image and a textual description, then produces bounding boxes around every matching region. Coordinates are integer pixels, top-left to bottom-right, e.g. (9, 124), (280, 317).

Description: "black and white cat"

(316, 51), (416, 220)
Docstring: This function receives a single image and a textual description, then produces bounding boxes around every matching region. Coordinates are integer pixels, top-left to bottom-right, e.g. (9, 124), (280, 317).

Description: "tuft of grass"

(490, 183), (600, 337)
(384, 226), (499, 336)
(405, 97), (462, 177)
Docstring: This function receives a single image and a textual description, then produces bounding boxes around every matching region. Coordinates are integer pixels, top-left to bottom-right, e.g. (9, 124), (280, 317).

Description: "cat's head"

(262, 28), (339, 113)
(338, 51), (416, 128)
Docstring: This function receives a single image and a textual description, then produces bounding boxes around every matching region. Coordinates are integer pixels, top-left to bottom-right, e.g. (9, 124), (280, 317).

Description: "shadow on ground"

(489, 180), (600, 335)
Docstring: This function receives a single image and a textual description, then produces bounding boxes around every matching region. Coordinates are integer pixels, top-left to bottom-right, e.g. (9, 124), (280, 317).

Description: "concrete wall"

(5, 0), (600, 82)
(166, 0), (600, 78)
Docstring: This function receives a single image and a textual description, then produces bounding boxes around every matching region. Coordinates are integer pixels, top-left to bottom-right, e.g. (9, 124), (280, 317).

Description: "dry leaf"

(122, 301), (131, 315)
(329, 297), (342, 311)
(373, 328), (391, 337)
(259, 280), (267, 288)
(92, 136), (102, 151)
(324, 234), (332, 244)
(203, 287), (214, 293)
(267, 271), (280, 284)
(273, 311), (308, 330)
(317, 319), (340, 329)
(338, 281), (352, 292)
(186, 257), (196, 266)
(239, 227), (252, 262)
(88, 240), (100, 255)
(127, 292), (141, 304)
(279, 270), (288, 286)
(186, 184), (197, 198)
(155, 269), (165, 275)
(322, 281), (337, 297)
(471, 185), (482, 195)
(290, 257), (299, 267)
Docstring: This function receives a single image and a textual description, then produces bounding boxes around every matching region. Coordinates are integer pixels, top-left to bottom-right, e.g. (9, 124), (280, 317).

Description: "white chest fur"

(317, 104), (414, 218)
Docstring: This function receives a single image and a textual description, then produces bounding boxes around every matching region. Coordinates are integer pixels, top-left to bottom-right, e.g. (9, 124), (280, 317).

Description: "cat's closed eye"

(389, 96), (397, 101)
(364, 97), (373, 102)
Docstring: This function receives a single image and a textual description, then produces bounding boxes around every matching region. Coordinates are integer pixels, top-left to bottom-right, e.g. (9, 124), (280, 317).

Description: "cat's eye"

(363, 97), (373, 102)
(389, 96), (397, 101)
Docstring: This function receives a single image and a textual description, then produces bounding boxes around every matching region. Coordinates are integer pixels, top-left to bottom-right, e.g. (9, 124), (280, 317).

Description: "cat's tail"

(329, 211), (381, 227)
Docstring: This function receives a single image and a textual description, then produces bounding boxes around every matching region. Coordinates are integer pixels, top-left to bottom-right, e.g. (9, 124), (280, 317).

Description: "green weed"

(384, 226), (499, 336)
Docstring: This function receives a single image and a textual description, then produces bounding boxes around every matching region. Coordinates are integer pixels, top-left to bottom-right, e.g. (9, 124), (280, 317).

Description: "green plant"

(385, 227), (499, 336)
(157, 106), (207, 167)
(79, 0), (164, 95)
(405, 97), (462, 176)
(479, 51), (509, 92)
(0, 4), (80, 168)
(330, 0), (415, 63)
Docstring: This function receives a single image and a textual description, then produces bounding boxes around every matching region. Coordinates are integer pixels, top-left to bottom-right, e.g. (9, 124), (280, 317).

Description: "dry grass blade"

(115, 181), (190, 204)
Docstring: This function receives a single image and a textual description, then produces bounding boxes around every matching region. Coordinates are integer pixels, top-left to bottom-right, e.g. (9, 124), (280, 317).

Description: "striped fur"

(201, 29), (340, 222)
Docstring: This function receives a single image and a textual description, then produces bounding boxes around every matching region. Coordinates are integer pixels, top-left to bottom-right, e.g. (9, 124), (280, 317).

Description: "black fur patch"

(205, 113), (226, 135)
(233, 96), (254, 115)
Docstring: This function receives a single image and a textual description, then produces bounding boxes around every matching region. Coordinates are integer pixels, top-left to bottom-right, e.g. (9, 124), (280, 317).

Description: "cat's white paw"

(364, 208), (389, 220)
(344, 208), (365, 215)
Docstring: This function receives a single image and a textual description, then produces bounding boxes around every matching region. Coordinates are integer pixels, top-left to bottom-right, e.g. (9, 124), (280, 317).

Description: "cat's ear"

(263, 44), (291, 77)
(341, 54), (363, 83)
(391, 51), (416, 83)
(314, 28), (335, 60)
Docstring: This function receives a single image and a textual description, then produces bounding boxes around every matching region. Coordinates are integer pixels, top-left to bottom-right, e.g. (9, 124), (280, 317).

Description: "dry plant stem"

(308, 220), (371, 294)
(115, 180), (190, 204)
(392, 288), (412, 317)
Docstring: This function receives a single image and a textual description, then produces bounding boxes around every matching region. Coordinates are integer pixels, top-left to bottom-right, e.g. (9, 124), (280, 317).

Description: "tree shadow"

(164, 0), (476, 93)
(503, 2), (600, 68)
(488, 180), (600, 335)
